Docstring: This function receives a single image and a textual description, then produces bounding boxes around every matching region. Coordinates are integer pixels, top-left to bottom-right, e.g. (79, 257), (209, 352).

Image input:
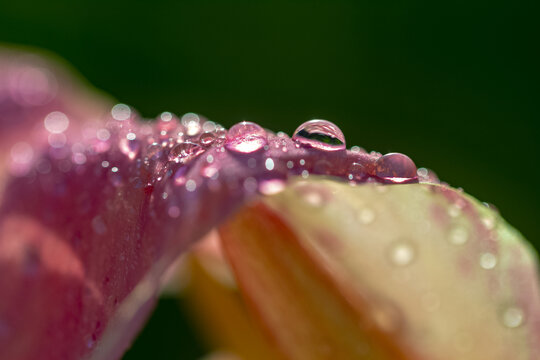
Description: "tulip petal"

(219, 178), (540, 360)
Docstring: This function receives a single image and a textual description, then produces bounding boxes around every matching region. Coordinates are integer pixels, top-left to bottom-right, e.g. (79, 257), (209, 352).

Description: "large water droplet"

(375, 153), (417, 181)
(387, 240), (416, 266)
(292, 119), (346, 151)
(168, 142), (205, 163)
(225, 121), (267, 154)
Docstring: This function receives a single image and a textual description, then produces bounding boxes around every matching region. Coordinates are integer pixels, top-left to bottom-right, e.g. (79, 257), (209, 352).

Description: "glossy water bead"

(375, 152), (417, 180)
(292, 120), (346, 151)
(225, 121), (268, 154)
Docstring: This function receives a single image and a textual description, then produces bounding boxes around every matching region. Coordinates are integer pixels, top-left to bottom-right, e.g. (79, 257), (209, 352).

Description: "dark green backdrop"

(1, 0), (538, 358)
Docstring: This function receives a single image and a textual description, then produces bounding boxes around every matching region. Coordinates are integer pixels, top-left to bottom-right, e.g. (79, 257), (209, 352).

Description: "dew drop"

(292, 119), (346, 151)
(448, 226), (469, 245)
(286, 161), (294, 169)
(168, 142), (205, 163)
(375, 153), (417, 181)
(199, 132), (216, 147)
(258, 179), (286, 195)
(44, 111), (69, 134)
(358, 208), (376, 224)
(481, 216), (496, 230)
(185, 179), (197, 192)
(388, 241), (416, 266)
(265, 158), (275, 171)
(479, 252), (497, 269)
(111, 104), (131, 121)
(225, 121), (267, 153)
(501, 306), (524, 328)
(181, 113), (201, 136)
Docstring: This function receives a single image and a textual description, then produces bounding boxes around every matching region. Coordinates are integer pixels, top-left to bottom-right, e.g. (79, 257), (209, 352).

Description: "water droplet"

(111, 104), (131, 121)
(201, 164), (219, 179)
(101, 161), (110, 168)
(258, 179), (286, 195)
(481, 216), (496, 230)
(185, 179), (197, 192)
(301, 169), (309, 179)
(295, 184), (329, 207)
(348, 162), (365, 181)
(501, 306), (524, 328)
(388, 241), (416, 266)
(225, 121), (267, 153)
(168, 142), (204, 163)
(479, 252), (497, 269)
(44, 111), (69, 133)
(199, 132), (216, 147)
(286, 161), (294, 169)
(375, 153), (417, 181)
(181, 113), (201, 136)
(97, 128), (111, 141)
(448, 226), (469, 245)
(265, 158), (275, 171)
(292, 119), (346, 151)
(358, 208), (376, 224)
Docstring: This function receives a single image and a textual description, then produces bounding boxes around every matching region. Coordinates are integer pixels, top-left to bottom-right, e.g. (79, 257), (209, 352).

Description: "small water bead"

(481, 215), (496, 230)
(185, 179), (197, 192)
(44, 111), (69, 134)
(388, 241), (416, 266)
(199, 132), (216, 147)
(375, 153), (417, 180)
(181, 113), (202, 136)
(286, 161), (294, 169)
(292, 119), (346, 151)
(358, 208), (376, 224)
(111, 104), (131, 121)
(168, 142), (205, 163)
(501, 306), (524, 328)
(225, 121), (268, 154)
(479, 252), (497, 269)
(265, 158), (275, 171)
(448, 226), (469, 245)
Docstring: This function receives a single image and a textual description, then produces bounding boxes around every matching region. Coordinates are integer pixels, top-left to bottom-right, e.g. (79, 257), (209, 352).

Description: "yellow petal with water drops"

(219, 177), (540, 360)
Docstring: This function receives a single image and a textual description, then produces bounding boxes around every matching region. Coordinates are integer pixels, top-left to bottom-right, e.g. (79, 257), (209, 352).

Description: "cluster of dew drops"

(6, 102), (527, 330)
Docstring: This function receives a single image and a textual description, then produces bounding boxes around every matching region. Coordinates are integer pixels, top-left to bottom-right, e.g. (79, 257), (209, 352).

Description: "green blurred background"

(1, 0), (538, 358)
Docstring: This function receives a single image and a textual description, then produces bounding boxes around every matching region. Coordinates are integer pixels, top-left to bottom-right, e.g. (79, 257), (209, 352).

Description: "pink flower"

(0, 47), (539, 360)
